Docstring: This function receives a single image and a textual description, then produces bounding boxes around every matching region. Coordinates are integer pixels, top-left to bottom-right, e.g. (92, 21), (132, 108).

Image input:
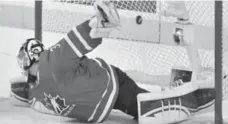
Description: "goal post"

(35, 1), (42, 42)
(215, 1), (223, 124)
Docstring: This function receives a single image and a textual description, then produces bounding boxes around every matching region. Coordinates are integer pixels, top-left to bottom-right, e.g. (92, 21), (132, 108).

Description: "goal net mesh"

(41, 1), (228, 99)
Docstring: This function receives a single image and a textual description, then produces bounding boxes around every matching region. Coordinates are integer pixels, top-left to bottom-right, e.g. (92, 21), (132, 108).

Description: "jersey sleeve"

(48, 20), (102, 60)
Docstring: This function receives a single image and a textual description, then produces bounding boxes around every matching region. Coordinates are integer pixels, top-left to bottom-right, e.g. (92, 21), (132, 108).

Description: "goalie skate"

(137, 83), (215, 124)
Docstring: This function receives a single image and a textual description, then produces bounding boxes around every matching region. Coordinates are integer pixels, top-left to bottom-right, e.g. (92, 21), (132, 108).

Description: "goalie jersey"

(28, 20), (119, 122)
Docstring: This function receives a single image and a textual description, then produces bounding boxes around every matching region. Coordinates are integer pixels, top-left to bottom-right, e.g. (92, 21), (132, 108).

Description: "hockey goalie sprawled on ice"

(9, 0), (216, 123)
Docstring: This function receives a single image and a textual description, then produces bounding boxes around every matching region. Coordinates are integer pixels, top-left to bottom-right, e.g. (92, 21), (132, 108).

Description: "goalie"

(10, 0), (215, 123)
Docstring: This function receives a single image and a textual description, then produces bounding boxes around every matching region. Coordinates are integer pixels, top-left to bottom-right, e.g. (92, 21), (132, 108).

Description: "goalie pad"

(89, 0), (120, 38)
(9, 75), (29, 107)
(137, 83), (215, 124)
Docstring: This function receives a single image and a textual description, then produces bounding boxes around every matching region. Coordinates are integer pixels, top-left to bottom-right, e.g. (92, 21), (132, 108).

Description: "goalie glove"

(89, 0), (120, 38)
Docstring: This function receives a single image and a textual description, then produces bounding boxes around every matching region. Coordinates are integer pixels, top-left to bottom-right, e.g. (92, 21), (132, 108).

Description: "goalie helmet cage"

(34, 1), (227, 123)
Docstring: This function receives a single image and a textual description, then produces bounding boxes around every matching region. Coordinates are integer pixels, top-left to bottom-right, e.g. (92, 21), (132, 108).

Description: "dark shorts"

(111, 65), (148, 119)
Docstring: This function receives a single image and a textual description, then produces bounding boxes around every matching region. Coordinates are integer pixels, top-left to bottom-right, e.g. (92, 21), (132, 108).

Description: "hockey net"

(41, 1), (228, 99)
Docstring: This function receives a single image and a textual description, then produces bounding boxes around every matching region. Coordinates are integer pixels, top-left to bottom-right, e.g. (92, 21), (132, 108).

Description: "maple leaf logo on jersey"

(43, 93), (70, 115)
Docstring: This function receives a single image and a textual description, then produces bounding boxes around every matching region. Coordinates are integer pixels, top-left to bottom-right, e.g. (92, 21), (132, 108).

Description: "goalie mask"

(17, 38), (44, 71)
